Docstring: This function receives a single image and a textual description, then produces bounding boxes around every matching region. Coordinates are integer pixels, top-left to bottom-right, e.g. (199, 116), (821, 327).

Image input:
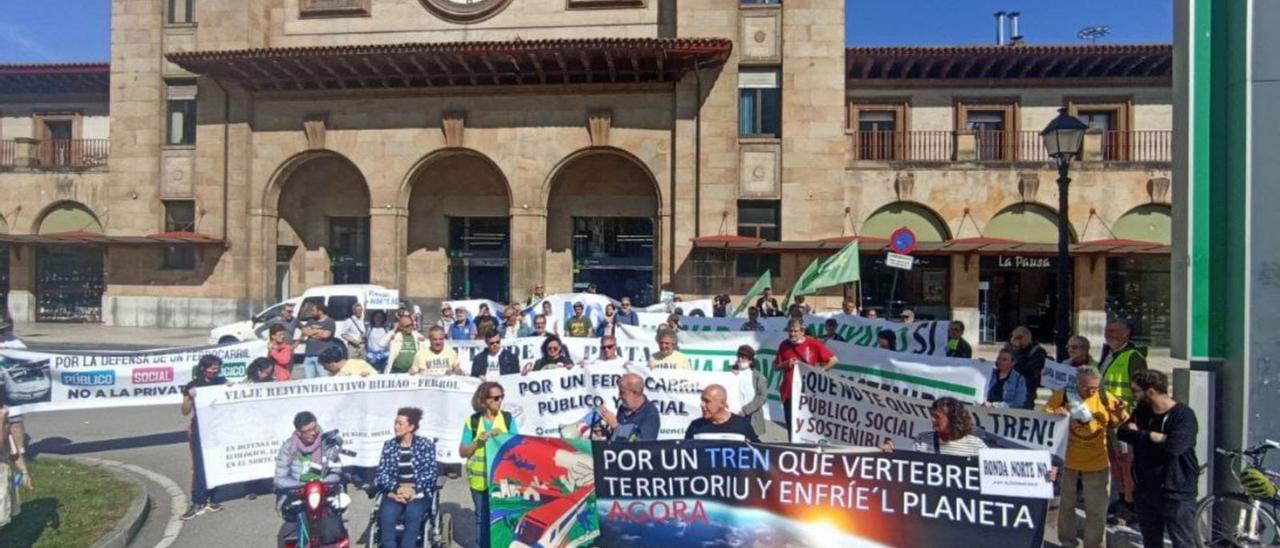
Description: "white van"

(207, 284), (400, 345)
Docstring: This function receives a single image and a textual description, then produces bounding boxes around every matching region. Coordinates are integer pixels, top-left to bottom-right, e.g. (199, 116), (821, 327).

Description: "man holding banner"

(775, 319), (837, 435)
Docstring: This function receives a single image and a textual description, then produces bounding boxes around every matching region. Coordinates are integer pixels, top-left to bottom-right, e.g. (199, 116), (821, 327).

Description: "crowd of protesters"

(16, 285), (1182, 548)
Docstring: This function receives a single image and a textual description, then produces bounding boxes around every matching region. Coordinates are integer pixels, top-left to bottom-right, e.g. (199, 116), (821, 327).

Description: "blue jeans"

(378, 494), (431, 548)
(303, 356), (322, 378)
(471, 489), (490, 548)
(189, 421), (216, 504)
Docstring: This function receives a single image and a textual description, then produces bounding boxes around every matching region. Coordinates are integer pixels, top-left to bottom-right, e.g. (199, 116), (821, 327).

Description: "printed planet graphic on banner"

(487, 434), (598, 548)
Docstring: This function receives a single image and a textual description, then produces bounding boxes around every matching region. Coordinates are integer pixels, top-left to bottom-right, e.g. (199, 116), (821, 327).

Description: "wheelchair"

(367, 474), (452, 548)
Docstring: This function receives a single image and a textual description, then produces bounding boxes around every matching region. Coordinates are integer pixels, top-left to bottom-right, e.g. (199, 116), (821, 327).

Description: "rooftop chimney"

(994, 11), (1007, 46)
(1008, 12), (1023, 45)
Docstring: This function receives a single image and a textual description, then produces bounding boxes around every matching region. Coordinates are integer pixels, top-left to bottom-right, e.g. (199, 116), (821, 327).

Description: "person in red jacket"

(775, 319), (837, 438)
(267, 323), (293, 381)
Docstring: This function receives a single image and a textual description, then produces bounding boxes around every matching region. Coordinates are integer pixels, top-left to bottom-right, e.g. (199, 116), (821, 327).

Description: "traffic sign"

(886, 252), (915, 270)
(890, 227), (917, 255)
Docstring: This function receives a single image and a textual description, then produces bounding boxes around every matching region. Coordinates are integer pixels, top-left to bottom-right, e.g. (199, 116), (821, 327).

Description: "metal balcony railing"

(851, 130), (1171, 163)
(36, 139), (109, 169)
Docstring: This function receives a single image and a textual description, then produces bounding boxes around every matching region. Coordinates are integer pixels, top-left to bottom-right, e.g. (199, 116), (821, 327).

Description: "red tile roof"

(167, 38), (734, 91)
(846, 43), (1171, 84)
(0, 62), (110, 95)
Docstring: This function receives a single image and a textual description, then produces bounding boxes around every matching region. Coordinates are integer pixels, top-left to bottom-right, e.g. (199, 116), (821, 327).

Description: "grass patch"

(0, 459), (138, 548)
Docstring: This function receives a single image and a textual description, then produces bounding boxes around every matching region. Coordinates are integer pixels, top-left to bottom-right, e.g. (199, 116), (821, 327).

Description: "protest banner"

(0, 341), (263, 413)
(444, 299), (505, 320)
(674, 314), (950, 356)
(792, 365), (1068, 460)
(496, 363), (745, 439)
(1040, 360), (1078, 392)
(194, 374), (480, 487)
(486, 434), (599, 547)
(979, 448), (1055, 500)
(592, 440), (1049, 548)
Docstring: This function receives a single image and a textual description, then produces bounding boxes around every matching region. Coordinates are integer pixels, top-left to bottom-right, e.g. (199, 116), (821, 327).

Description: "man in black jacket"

(946, 321), (973, 358)
(470, 331), (520, 379)
(1117, 369), (1199, 548)
(1008, 326), (1046, 408)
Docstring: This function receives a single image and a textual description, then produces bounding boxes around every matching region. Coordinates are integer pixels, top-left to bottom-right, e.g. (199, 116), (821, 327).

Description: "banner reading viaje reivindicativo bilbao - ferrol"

(487, 435), (1049, 548)
(0, 341), (263, 413)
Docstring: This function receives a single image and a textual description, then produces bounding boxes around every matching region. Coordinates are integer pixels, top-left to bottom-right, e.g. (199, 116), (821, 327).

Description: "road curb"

(39, 455), (151, 548)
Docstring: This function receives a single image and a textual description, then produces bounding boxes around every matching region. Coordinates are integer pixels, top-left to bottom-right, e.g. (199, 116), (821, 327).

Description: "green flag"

(784, 257), (826, 308)
(805, 241), (861, 291)
(734, 269), (772, 316)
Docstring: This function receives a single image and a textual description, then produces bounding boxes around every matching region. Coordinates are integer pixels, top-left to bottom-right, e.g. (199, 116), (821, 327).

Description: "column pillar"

(510, 207), (547, 304)
(369, 206), (407, 291)
(7, 246), (35, 322)
(949, 253), (980, 346)
(1074, 253), (1107, 348)
(246, 208), (277, 306)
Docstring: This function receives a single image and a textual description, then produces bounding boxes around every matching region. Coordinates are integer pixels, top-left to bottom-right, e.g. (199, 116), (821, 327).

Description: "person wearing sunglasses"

(586, 335), (630, 368)
(525, 335), (574, 374)
(469, 330), (519, 381)
(459, 382), (516, 548)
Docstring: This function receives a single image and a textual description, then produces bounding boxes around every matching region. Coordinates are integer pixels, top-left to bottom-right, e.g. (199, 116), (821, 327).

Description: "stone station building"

(0, 0), (1171, 348)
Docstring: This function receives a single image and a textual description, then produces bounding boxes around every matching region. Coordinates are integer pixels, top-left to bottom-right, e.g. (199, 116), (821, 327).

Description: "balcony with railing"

(0, 139), (109, 171)
(851, 129), (1171, 164)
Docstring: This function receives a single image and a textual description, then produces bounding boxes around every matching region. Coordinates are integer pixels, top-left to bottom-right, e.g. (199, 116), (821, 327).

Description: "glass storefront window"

(979, 255), (1069, 344)
(328, 217), (370, 284)
(448, 217), (510, 303)
(572, 217), (655, 305)
(859, 254), (950, 320)
(1107, 256), (1171, 347)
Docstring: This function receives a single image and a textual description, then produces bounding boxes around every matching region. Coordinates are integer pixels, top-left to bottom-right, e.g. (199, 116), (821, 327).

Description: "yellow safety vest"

(1102, 345), (1143, 410)
(466, 411), (509, 492)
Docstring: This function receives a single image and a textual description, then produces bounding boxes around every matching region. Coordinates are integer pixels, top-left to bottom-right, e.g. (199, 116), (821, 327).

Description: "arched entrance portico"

(404, 149), (512, 303)
(34, 201), (104, 322)
(545, 148), (661, 305)
(268, 152), (371, 299)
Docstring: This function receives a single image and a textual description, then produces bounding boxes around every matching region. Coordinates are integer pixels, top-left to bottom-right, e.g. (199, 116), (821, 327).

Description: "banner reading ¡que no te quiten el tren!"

(486, 434), (1048, 548)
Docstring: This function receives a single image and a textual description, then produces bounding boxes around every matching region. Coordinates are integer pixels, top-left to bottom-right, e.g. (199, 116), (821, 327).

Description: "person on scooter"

(374, 407), (438, 548)
(273, 411), (344, 541)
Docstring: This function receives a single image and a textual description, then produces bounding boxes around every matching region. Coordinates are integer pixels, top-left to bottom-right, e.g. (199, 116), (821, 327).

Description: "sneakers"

(179, 504), (205, 520)
(180, 502), (224, 520)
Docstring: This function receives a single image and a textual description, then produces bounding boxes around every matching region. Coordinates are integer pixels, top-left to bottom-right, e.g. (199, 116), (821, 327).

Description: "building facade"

(0, 0), (1171, 348)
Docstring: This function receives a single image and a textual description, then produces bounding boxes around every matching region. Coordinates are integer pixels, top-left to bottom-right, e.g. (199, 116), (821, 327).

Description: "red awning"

(166, 38), (734, 92)
(0, 231), (224, 246)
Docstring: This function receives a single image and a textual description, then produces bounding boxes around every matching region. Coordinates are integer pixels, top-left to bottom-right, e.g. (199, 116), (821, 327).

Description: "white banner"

(366, 288), (401, 310)
(792, 365), (1068, 460)
(979, 448), (1055, 499)
(0, 342), (264, 413)
(195, 375), (480, 488)
(673, 314), (951, 356)
(497, 363), (744, 439)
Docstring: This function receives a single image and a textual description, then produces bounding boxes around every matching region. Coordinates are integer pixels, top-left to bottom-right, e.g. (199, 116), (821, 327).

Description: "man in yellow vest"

(1099, 318), (1147, 522)
(458, 382), (517, 548)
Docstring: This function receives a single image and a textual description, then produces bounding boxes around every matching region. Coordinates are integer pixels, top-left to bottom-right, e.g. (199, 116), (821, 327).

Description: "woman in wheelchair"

(374, 407), (438, 548)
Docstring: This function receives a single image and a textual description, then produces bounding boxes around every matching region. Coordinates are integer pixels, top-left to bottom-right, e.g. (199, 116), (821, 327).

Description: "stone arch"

(1112, 204), (1171, 244)
(860, 202), (952, 242)
(33, 200), (104, 234)
(543, 146), (662, 303)
(403, 148), (513, 302)
(983, 202), (1077, 244)
(269, 150), (372, 291)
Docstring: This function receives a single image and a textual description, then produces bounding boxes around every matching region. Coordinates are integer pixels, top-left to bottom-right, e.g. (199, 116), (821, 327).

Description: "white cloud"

(0, 22), (64, 62)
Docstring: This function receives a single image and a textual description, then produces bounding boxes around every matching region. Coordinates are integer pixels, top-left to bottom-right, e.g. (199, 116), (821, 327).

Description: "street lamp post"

(1041, 108), (1088, 362)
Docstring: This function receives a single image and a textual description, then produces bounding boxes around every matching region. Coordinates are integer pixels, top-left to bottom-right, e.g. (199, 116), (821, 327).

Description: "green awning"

(38, 203), (103, 235)
(860, 202), (950, 242)
(984, 203), (1073, 244)
(1112, 204), (1171, 245)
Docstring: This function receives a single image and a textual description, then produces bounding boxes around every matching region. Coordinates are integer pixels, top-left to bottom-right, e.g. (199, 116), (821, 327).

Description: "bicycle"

(1195, 439), (1280, 547)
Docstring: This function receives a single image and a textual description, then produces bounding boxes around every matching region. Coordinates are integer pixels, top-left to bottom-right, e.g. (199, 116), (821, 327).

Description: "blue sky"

(0, 0), (1172, 63)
